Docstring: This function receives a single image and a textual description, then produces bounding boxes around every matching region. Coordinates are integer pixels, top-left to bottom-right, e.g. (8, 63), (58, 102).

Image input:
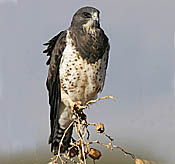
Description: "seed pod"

(96, 123), (105, 133)
(135, 158), (144, 164)
(88, 148), (102, 160)
(69, 146), (78, 158)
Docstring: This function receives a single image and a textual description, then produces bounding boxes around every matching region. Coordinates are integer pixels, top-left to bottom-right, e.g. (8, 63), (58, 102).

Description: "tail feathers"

(49, 125), (73, 155)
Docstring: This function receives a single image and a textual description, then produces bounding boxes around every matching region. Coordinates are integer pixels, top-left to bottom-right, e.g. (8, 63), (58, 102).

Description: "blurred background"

(0, 0), (175, 163)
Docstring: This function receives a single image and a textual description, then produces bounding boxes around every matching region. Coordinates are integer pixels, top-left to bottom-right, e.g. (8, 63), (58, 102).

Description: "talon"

(73, 101), (88, 111)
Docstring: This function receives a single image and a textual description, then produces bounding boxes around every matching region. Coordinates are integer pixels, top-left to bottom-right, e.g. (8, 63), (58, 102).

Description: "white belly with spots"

(59, 30), (107, 105)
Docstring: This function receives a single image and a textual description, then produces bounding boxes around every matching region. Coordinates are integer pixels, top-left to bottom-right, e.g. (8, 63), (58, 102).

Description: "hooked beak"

(92, 12), (99, 22)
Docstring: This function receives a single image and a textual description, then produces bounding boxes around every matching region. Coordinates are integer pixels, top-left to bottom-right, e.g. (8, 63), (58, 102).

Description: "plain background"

(0, 0), (175, 163)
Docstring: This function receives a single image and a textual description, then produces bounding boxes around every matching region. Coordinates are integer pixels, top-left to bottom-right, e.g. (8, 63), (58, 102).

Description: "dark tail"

(49, 122), (73, 155)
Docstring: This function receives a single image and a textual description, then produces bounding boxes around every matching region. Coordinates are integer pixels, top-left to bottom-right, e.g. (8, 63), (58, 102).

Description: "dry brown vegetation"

(48, 96), (147, 164)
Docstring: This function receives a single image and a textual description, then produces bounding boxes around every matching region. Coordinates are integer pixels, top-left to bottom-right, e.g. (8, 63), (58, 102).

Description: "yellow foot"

(66, 98), (88, 112)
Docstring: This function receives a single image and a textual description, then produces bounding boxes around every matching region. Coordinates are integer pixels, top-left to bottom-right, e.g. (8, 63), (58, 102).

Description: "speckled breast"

(59, 31), (107, 104)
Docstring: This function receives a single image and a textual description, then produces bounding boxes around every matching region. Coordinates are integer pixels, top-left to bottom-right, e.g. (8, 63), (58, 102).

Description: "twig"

(89, 140), (135, 160)
(86, 96), (118, 106)
(49, 96), (137, 164)
(113, 145), (135, 159)
(53, 121), (74, 164)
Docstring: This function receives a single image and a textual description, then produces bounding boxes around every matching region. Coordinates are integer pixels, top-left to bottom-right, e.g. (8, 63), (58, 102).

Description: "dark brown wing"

(43, 31), (67, 147)
(104, 41), (110, 70)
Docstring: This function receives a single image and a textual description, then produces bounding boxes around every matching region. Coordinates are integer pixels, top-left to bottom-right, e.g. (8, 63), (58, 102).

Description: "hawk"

(43, 6), (110, 154)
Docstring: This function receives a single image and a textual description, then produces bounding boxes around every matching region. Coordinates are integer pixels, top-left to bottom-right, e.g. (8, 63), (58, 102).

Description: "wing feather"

(43, 31), (67, 144)
(104, 41), (110, 70)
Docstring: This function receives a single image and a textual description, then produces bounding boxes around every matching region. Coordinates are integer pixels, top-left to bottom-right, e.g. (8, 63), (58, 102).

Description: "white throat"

(83, 20), (96, 34)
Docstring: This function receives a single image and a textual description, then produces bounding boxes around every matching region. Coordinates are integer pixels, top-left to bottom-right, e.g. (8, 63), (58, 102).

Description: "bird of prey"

(43, 6), (110, 155)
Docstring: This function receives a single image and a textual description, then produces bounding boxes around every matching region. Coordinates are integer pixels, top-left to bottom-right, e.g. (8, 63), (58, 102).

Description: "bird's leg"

(63, 97), (76, 112)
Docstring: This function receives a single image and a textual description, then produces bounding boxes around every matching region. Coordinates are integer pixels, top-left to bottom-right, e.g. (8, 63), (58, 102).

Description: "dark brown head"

(71, 6), (100, 30)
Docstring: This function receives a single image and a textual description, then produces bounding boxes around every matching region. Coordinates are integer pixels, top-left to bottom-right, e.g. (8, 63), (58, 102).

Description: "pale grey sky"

(0, 0), (175, 163)
(0, 0), (18, 3)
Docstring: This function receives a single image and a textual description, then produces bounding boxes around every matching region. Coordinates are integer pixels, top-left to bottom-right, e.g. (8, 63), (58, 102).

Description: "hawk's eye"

(82, 12), (91, 18)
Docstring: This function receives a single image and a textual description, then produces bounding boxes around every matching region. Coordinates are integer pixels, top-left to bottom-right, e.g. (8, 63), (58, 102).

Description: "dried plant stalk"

(49, 96), (143, 164)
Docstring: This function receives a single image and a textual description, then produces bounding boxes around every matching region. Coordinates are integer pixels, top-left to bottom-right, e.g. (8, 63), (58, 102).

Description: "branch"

(48, 96), (145, 164)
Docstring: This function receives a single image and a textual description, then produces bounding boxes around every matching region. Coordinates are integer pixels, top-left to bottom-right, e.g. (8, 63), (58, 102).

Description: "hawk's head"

(71, 6), (100, 31)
